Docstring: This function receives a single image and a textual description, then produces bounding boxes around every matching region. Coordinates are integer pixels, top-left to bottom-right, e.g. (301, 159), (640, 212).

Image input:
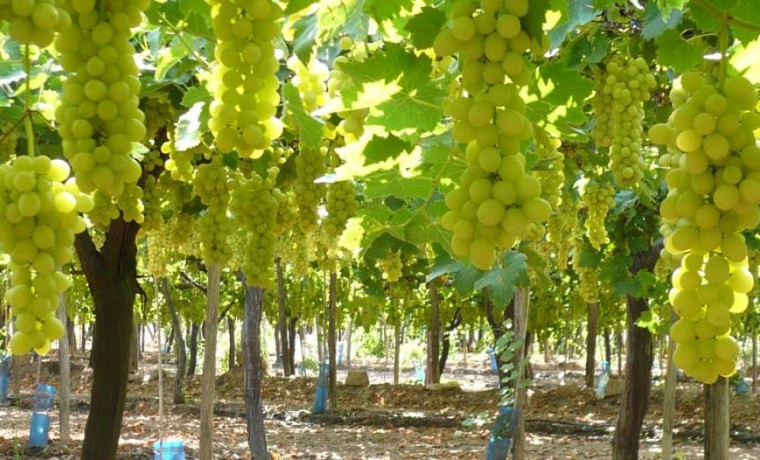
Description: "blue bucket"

(29, 412), (50, 448)
(154, 439), (186, 460)
(33, 384), (56, 412)
(0, 375), (8, 403)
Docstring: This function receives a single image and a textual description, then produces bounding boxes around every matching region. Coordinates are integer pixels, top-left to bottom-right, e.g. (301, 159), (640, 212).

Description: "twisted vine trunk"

(162, 279), (186, 405)
(76, 218), (139, 460)
(585, 302), (599, 388)
(238, 273), (269, 459)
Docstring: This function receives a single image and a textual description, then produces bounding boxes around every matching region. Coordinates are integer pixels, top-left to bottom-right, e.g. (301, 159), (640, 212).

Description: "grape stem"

(689, 0), (760, 34)
(23, 44), (34, 158)
(718, 26), (729, 86)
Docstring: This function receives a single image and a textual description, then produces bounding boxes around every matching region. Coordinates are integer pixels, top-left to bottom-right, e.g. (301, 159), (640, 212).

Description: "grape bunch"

(650, 70), (760, 383)
(594, 56), (656, 187)
(433, 0), (545, 91)
(206, 0), (284, 157)
(0, 0), (71, 47)
(192, 156), (236, 265)
(0, 122), (19, 162)
(162, 135), (200, 182)
(381, 250), (403, 282)
(582, 181), (615, 250)
(141, 92), (175, 142)
(1, 156), (92, 355)
(534, 133), (565, 208)
(55, 0), (150, 222)
(287, 55), (329, 114)
(230, 168), (279, 288)
(294, 147), (327, 232)
(572, 236), (599, 304)
(321, 179), (357, 250)
(547, 191), (578, 272)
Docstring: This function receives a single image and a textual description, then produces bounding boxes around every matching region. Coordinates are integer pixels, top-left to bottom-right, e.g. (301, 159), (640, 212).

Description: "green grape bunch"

(380, 250), (403, 283)
(582, 180), (615, 250)
(0, 0), (71, 47)
(321, 179), (357, 250)
(294, 147), (327, 232)
(230, 168), (280, 288)
(192, 156), (236, 265)
(650, 69), (760, 384)
(1, 156), (93, 355)
(55, 0), (151, 224)
(593, 56), (657, 187)
(0, 122), (19, 162)
(206, 0), (284, 157)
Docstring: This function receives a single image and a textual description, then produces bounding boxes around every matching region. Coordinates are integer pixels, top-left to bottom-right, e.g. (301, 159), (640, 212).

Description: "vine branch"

(690, 0), (760, 34)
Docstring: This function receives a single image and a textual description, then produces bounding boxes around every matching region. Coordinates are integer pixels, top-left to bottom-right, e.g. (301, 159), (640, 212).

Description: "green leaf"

(292, 13), (318, 64)
(364, 171), (432, 200)
(182, 86), (212, 107)
(547, 0), (599, 49)
(174, 102), (204, 151)
(453, 265), (481, 296)
(642, 1), (682, 40)
(364, 0), (413, 21)
(475, 251), (529, 306)
(155, 39), (187, 82)
(284, 0), (319, 15)
(427, 258), (464, 282)
(523, 0), (552, 44)
(318, 0), (370, 44)
(363, 135), (413, 165)
(730, 0), (760, 45)
(654, 29), (706, 73)
(283, 83), (324, 149)
(655, 0), (686, 20)
(688, 0), (736, 34)
(404, 7), (447, 49)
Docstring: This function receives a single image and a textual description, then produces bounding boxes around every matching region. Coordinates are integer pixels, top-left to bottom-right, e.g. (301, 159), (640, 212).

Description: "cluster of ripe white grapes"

(651, 71), (760, 383)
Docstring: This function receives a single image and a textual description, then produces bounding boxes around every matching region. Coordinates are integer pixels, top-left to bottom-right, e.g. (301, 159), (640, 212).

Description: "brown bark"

(585, 302), (599, 388)
(240, 278), (269, 459)
(704, 377), (730, 460)
(511, 287), (530, 460)
(228, 317), (236, 369)
(426, 278), (441, 385)
(393, 322), (401, 384)
(200, 263), (221, 460)
(129, 321), (139, 373)
(77, 216), (140, 460)
(276, 259), (291, 376)
(612, 244), (660, 460)
(187, 322), (199, 375)
(57, 295), (71, 443)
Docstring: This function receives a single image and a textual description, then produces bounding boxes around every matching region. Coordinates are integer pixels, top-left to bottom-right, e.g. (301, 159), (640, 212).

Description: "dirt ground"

(1, 353), (759, 459)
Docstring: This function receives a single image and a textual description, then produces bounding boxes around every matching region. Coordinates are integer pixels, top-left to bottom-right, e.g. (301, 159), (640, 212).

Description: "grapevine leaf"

(369, 54), (446, 131)
(532, 60), (594, 111)
(523, 0), (552, 44)
(404, 7), (447, 49)
(730, 0), (760, 45)
(654, 29), (706, 73)
(155, 39), (188, 82)
(283, 83), (324, 149)
(293, 13), (318, 64)
(364, 0), (413, 22)
(174, 102), (204, 151)
(179, 0), (211, 37)
(655, 0), (686, 20)
(363, 135), (414, 165)
(689, 0), (736, 34)
(578, 244), (603, 268)
(547, 0), (600, 49)
(318, 0), (369, 44)
(284, 0), (319, 15)
(475, 251), (529, 306)
(182, 86), (212, 107)
(453, 265), (481, 296)
(0, 67), (25, 86)
(642, 1), (682, 40)
(404, 213), (450, 250)
(566, 34), (609, 66)
(427, 258), (464, 282)
(364, 171), (432, 200)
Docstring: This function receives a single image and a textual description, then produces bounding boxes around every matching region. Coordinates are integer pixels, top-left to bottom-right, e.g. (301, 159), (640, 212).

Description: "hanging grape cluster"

(2, 156), (92, 355)
(206, 0), (283, 156)
(192, 156), (235, 265)
(582, 180), (615, 250)
(435, 0), (552, 271)
(547, 188), (578, 272)
(0, 0), (71, 47)
(572, 235), (599, 304)
(651, 70), (760, 384)
(55, 0), (150, 225)
(381, 250), (403, 282)
(287, 55), (329, 114)
(230, 168), (279, 287)
(592, 56), (656, 187)
(295, 147), (327, 231)
(321, 179), (357, 248)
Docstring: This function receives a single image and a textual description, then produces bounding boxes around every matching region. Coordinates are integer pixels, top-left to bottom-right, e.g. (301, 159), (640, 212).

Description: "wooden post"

(199, 263), (220, 460)
(393, 322), (401, 384)
(661, 311), (677, 460)
(704, 377), (730, 460)
(512, 287), (530, 460)
(242, 282), (270, 459)
(57, 294), (71, 443)
(585, 302), (599, 388)
(426, 278), (441, 385)
(753, 332), (757, 395)
(328, 271), (337, 409)
(276, 259), (291, 376)
(345, 318), (352, 369)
